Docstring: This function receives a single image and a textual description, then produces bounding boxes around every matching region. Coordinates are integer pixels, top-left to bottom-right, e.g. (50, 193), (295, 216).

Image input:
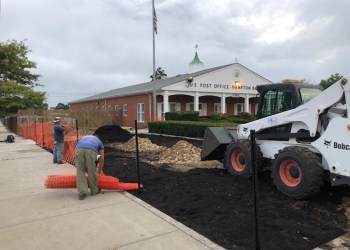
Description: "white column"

(244, 94), (250, 113)
(221, 93), (226, 114)
(163, 91), (169, 114)
(194, 92), (199, 111)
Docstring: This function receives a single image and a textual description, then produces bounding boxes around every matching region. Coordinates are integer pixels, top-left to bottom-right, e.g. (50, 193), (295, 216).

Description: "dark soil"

(94, 125), (133, 143)
(103, 133), (350, 250)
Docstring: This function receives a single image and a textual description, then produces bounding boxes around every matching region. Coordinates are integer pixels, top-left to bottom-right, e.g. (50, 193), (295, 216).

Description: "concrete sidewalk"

(0, 124), (225, 250)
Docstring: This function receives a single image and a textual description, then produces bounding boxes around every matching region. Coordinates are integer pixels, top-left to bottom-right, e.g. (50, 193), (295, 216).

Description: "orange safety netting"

(44, 175), (143, 191)
(18, 122), (82, 164)
(45, 175), (77, 188)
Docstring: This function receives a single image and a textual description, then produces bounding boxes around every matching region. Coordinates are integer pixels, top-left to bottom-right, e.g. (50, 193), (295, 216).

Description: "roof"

(69, 62), (273, 104)
(189, 52), (203, 65)
(69, 64), (230, 104)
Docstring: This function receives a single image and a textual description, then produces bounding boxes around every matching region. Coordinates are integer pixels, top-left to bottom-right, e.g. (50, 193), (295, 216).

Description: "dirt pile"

(112, 137), (166, 152)
(93, 125), (132, 143)
(338, 197), (350, 220)
(107, 135), (223, 169)
(159, 140), (201, 164)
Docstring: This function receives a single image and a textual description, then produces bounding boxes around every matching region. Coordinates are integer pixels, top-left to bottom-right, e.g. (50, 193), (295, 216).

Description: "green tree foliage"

(150, 67), (167, 81)
(0, 40), (47, 117)
(319, 73), (343, 90)
(55, 102), (70, 110)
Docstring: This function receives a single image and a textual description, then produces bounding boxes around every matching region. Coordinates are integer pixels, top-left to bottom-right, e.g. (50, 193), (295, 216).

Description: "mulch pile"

(158, 140), (201, 164)
(107, 134), (222, 168)
(93, 125), (133, 143)
(112, 137), (166, 152)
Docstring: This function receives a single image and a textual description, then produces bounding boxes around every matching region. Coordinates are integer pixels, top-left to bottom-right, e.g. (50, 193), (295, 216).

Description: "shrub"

(226, 116), (252, 124)
(209, 112), (226, 121)
(164, 111), (199, 121)
(238, 112), (255, 120)
(148, 120), (237, 138)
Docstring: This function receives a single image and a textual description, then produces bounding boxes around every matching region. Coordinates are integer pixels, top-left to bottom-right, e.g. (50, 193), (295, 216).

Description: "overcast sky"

(1, 0), (349, 107)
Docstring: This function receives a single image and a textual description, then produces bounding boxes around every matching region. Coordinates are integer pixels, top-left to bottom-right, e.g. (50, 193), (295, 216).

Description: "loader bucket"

(201, 127), (237, 161)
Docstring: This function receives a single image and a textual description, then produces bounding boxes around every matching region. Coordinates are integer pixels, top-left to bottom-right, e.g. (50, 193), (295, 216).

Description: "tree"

(150, 67), (167, 81)
(55, 103), (69, 110)
(0, 40), (47, 117)
(319, 73), (342, 90)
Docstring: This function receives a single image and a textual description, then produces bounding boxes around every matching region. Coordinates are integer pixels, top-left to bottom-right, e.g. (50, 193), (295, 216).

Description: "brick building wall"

(70, 93), (258, 128)
(70, 93), (153, 128)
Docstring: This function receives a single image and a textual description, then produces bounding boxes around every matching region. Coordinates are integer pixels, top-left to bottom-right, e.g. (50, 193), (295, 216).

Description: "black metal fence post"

(134, 120), (141, 193)
(251, 129), (260, 250)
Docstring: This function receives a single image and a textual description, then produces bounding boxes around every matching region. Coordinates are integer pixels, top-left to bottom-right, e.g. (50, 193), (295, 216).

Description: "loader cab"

(256, 83), (321, 140)
(256, 83), (321, 119)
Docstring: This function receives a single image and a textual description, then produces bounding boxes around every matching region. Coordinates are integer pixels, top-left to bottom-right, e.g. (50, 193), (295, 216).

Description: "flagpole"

(152, 0), (157, 122)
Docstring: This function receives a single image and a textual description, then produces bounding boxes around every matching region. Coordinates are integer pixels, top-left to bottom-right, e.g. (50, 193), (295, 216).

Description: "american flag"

(153, 7), (157, 34)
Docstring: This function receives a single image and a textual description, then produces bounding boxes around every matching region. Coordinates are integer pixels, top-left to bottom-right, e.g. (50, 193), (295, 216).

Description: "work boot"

(78, 193), (87, 200)
(91, 189), (102, 196)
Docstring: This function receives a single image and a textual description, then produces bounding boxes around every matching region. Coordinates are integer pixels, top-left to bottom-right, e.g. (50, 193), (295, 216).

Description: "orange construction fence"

(44, 175), (142, 191)
(18, 121), (82, 164)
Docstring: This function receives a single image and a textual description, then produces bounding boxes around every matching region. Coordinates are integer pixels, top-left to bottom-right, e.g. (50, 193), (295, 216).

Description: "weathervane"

(195, 44), (198, 51)
(235, 57), (238, 63)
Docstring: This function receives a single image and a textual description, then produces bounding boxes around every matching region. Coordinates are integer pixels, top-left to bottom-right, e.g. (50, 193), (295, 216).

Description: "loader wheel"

(224, 140), (263, 177)
(271, 146), (323, 199)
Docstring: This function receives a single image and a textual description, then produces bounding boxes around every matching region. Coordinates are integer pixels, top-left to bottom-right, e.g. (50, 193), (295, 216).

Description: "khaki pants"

(74, 148), (99, 195)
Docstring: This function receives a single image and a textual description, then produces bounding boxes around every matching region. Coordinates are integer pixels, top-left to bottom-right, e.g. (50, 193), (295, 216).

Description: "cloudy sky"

(1, 0), (349, 107)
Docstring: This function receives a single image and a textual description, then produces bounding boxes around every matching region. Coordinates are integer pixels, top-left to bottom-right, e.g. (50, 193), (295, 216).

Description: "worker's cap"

(53, 117), (61, 123)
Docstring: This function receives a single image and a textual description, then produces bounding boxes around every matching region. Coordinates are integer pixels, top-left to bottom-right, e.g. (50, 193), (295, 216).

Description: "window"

(169, 103), (180, 112)
(107, 105), (111, 111)
(300, 88), (321, 104)
(259, 90), (296, 118)
(234, 103), (244, 115)
(214, 103), (227, 113)
(186, 103), (207, 116)
(123, 104), (128, 116)
(160, 103), (164, 118)
(115, 105), (119, 111)
(259, 90), (277, 118)
(137, 103), (145, 122)
(186, 103), (203, 111)
(214, 103), (221, 113)
(187, 103), (194, 111)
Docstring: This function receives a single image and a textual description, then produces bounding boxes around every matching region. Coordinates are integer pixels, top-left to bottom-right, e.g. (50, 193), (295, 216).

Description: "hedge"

(148, 120), (237, 138)
(164, 111), (199, 121)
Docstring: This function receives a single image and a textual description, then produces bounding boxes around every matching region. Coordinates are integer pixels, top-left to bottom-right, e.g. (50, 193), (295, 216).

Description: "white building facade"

(157, 63), (273, 118)
(70, 60), (274, 128)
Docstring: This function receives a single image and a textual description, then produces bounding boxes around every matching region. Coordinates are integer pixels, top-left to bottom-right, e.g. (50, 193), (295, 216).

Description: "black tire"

(271, 146), (323, 199)
(224, 140), (263, 177)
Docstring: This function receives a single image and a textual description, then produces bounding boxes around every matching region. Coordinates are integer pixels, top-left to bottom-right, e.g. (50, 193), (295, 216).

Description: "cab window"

(300, 88), (321, 104)
(259, 90), (295, 118)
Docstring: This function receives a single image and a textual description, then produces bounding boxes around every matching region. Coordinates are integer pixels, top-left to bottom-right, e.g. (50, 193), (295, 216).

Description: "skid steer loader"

(201, 77), (350, 199)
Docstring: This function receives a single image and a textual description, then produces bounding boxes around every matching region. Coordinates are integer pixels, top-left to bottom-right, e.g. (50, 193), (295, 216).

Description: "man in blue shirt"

(53, 117), (66, 164)
(75, 135), (105, 200)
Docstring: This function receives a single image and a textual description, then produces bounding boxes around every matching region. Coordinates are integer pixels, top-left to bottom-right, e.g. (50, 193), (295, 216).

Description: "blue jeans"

(53, 142), (64, 163)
